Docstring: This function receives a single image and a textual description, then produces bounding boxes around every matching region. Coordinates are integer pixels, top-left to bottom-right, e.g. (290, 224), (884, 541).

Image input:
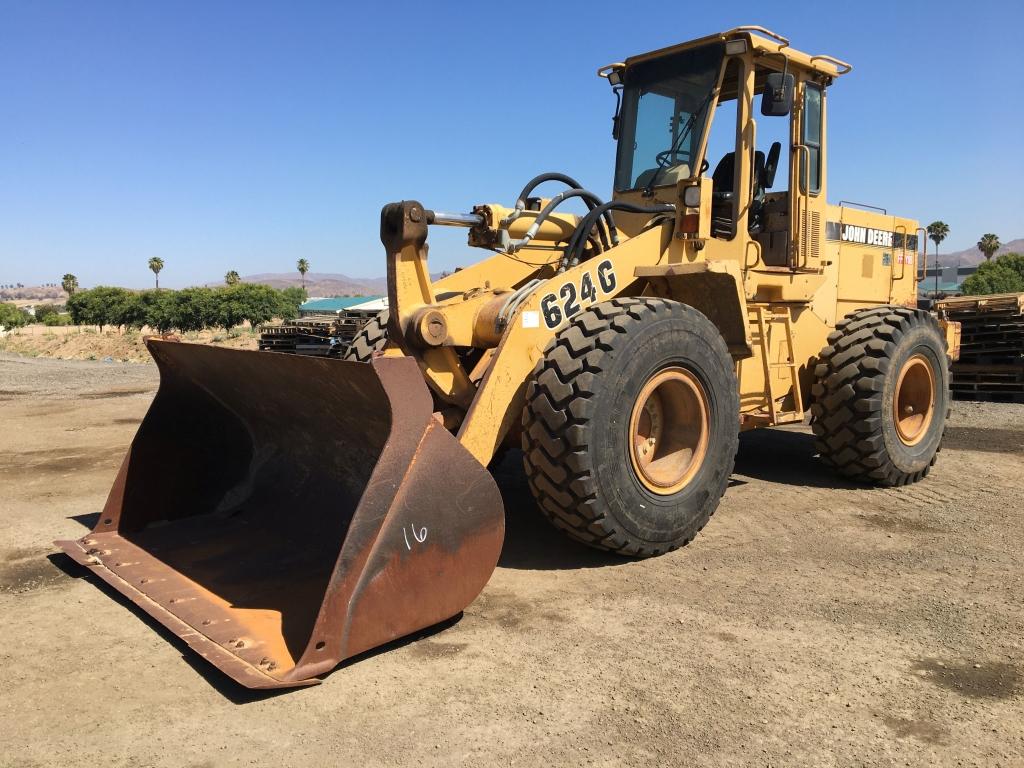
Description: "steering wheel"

(656, 149), (691, 168)
(656, 150), (710, 175)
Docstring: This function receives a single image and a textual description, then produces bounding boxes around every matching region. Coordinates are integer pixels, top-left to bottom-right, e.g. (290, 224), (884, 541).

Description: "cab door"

(790, 79), (828, 272)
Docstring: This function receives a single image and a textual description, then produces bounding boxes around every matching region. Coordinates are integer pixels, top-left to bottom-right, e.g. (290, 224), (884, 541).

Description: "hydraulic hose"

(563, 201), (675, 270)
(511, 172), (617, 251)
(507, 188), (615, 253)
(515, 173), (586, 211)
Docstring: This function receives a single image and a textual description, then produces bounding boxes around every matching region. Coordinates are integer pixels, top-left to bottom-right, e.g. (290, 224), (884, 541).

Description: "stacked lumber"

(258, 310), (379, 358)
(936, 292), (1024, 403)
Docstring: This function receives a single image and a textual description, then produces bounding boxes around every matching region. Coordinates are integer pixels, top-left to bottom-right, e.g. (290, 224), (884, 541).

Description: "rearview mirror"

(761, 73), (794, 117)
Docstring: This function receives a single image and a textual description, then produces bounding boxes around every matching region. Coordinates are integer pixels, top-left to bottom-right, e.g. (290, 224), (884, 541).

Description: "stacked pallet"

(259, 311), (377, 358)
(936, 292), (1024, 403)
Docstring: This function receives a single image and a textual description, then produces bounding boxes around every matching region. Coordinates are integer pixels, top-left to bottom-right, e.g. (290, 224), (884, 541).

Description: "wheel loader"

(57, 26), (959, 689)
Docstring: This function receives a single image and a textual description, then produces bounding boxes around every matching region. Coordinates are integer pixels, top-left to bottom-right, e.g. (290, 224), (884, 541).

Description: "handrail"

(809, 54), (853, 75)
(893, 224), (907, 282)
(839, 200), (886, 214)
(916, 227), (928, 283)
(726, 26), (790, 48)
(793, 144), (810, 196)
(596, 63), (625, 79)
(744, 239), (762, 271)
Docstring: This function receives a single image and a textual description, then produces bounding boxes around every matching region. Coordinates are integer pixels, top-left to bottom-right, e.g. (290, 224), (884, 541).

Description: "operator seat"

(710, 142), (781, 238)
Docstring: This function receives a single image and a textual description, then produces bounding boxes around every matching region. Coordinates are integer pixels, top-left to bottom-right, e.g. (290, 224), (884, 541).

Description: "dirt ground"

(1, 352), (1022, 767)
(0, 324), (259, 363)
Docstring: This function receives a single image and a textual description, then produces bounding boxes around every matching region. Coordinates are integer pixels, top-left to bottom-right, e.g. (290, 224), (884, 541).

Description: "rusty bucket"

(56, 340), (504, 689)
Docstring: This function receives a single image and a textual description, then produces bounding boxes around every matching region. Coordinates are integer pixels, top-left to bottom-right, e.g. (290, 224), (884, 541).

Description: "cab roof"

(604, 26), (852, 82)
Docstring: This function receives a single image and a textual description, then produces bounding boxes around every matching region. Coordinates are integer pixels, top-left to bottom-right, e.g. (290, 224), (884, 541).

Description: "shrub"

(961, 253), (1024, 295)
(34, 304), (60, 323)
(43, 313), (72, 326)
(0, 302), (31, 329)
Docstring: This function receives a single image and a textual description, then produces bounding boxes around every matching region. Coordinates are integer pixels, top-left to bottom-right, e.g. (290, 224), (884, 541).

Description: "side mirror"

(761, 73), (794, 117)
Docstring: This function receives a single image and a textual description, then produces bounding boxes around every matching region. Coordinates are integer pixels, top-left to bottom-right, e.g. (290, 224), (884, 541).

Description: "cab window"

(803, 84), (823, 195)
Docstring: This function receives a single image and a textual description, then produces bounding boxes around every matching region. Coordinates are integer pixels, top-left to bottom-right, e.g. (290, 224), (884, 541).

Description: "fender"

(635, 260), (753, 358)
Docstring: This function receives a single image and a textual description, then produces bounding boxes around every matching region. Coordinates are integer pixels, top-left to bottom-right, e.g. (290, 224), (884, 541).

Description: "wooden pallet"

(937, 292), (1024, 315)
(937, 293), (1024, 403)
(257, 311), (378, 357)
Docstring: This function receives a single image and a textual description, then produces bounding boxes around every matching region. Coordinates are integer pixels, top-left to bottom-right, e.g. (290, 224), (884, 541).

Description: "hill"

(207, 272), (389, 297)
(0, 285), (66, 302)
(935, 238), (1024, 268)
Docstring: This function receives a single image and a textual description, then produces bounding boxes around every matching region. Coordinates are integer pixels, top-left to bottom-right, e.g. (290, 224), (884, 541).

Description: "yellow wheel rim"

(628, 367), (710, 495)
(893, 353), (936, 446)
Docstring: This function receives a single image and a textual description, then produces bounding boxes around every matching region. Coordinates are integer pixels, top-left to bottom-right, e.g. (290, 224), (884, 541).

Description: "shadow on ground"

(733, 427), (861, 489)
(495, 427), (861, 570)
(50, 546), (467, 704)
(491, 450), (626, 572)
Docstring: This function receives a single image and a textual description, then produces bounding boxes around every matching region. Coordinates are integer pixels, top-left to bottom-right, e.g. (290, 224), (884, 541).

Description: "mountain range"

(932, 238), (1023, 268)
(212, 272), (389, 297)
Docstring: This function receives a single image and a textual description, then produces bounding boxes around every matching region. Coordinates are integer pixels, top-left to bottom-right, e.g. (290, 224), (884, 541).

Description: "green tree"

(213, 284), (281, 329)
(297, 258), (310, 290)
(34, 304), (59, 323)
(66, 291), (89, 326)
(148, 257), (164, 289)
(977, 233), (1001, 261)
(66, 286), (135, 331)
(225, 270), (241, 286)
(139, 290), (177, 333)
(278, 286), (308, 320)
(115, 292), (148, 330)
(0, 302), (31, 329)
(961, 253), (1024, 296)
(61, 273), (79, 295)
(174, 287), (218, 332)
(926, 221), (950, 296)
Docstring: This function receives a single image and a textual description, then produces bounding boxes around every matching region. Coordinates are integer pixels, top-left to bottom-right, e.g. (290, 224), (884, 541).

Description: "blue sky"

(2, 0), (1021, 289)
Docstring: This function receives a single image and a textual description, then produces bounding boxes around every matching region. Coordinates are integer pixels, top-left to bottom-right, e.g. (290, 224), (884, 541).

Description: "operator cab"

(603, 27), (849, 268)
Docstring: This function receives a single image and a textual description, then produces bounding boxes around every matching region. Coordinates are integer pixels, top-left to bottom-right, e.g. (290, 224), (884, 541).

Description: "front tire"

(342, 310), (389, 362)
(521, 298), (739, 557)
(811, 306), (950, 486)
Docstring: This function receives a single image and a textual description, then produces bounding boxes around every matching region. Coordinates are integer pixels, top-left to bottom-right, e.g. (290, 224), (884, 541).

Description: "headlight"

(682, 186), (702, 208)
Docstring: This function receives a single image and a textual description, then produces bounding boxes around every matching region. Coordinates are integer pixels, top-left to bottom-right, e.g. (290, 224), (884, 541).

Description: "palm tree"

(297, 258), (310, 290)
(926, 221), (949, 297)
(225, 270), (241, 286)
(977, 233), (1000, 261)
(61, 273), (79, 296)
(148, 257), (164, 289)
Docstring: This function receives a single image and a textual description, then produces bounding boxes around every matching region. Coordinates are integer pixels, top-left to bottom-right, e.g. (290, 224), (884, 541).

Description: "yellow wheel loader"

(58, 26), (959, 689)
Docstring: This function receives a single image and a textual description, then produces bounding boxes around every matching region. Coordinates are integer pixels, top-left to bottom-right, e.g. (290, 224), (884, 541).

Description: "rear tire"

(521, 298), (739, 557)
(811, 306), (950, 486)
(343, 310), (389, 362)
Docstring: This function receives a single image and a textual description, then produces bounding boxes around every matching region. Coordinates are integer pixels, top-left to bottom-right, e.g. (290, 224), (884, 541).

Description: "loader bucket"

(56, 340), (504, 689)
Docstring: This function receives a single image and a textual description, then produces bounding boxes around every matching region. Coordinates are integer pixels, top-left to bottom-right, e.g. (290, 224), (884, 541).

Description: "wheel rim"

(893, 353), (936, 446)
(628, 367), (710, 495)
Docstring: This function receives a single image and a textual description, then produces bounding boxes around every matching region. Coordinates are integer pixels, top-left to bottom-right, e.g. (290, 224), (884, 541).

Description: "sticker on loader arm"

(540, 260), (617, 330)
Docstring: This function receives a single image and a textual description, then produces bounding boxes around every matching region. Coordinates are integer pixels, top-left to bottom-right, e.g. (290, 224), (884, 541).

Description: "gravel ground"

(1, 352), (1022, 767)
